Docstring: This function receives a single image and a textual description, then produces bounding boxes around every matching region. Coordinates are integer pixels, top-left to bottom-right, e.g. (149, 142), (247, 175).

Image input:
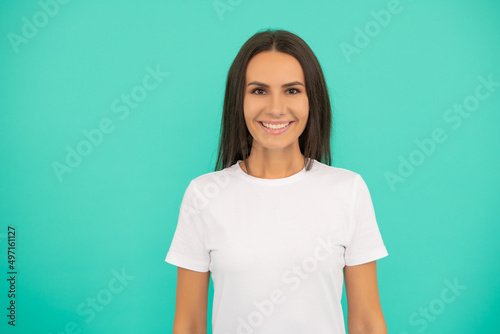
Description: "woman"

(165, 29), (389, 334)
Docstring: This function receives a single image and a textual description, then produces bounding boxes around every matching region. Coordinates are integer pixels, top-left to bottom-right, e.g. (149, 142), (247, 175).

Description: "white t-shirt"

(165, 158), (389, 334)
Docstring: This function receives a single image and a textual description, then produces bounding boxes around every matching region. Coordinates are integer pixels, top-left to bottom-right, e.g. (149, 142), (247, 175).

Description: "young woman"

(165, 29), (389, 334)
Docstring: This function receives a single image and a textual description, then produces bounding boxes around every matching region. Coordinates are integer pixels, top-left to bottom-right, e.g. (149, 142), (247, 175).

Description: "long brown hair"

(214, 28), (333, 172)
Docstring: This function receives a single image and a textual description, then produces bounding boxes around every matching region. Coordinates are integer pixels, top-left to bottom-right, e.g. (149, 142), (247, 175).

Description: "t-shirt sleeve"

(165, 180), (210, 272)
(344, 174), (389, 266)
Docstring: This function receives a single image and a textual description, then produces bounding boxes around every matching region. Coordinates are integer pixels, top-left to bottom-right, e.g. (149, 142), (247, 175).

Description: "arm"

(172, 267), (211, 334)
(344, 261), (387, 334)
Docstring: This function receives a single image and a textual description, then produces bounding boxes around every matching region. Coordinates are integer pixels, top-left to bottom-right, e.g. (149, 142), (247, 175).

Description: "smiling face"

(243, 50), (309, 155)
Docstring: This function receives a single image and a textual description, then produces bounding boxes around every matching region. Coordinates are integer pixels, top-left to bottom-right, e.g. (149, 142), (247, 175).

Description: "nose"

(268, 92), (285, 116)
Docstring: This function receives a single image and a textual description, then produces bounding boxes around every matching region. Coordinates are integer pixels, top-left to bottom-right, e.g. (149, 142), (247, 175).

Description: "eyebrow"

(247, 81), (305, 88)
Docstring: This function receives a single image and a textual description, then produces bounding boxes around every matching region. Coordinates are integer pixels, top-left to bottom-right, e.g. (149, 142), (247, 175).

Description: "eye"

(251, 88), (266, 95)
(251, 88), (302, 95)
(287, 88), (301, 94)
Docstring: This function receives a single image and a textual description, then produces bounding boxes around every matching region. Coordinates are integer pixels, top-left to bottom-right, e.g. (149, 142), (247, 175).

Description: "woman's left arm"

(344, 261), (388, 334)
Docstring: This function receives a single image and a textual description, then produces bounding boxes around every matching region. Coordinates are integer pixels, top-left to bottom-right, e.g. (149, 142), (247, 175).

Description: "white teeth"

(262, 122), (291, 129)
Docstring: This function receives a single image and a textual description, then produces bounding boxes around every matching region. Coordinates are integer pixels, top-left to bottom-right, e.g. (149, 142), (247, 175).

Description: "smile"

(258, 121), (294, 134)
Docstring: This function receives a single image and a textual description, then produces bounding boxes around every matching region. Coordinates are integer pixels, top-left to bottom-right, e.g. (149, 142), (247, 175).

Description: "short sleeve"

(165, 180), (210, 272)
(344, 174), (389, 266)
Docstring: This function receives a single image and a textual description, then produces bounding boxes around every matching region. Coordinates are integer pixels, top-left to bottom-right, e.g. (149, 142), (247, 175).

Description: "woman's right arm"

(172, 267), (211, 334)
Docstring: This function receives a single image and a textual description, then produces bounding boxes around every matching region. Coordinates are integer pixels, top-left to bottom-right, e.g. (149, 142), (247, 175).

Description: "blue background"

(1, 0), (499, 333)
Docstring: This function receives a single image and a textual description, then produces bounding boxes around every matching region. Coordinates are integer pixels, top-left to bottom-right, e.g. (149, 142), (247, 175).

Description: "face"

(243, 50), (309, 154)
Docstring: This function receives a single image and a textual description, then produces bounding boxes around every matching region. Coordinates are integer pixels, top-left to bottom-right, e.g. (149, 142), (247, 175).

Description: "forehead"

(245, 51), (304, 83)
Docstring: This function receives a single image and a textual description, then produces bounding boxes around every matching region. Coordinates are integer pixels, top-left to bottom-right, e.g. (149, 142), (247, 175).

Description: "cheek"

(243, 101), (257, 130)
(287, 95), (308, 110)
(296, 97), (309, 117)
(301, 96), (309, 110)
(243, 96), (260, 117)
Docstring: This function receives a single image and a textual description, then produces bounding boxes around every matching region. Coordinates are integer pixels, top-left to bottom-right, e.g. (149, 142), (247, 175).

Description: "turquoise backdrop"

(1, 0), (499, 333)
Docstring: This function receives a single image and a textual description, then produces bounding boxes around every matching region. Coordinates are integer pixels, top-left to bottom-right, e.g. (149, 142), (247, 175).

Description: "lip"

(258, 120), (294, 135)
(259, 120), (293, 124)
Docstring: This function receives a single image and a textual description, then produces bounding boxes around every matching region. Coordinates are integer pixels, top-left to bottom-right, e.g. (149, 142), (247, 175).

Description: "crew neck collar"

(234, 158), (311, 185)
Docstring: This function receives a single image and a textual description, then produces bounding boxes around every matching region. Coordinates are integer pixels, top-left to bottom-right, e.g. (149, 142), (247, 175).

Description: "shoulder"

(310, 159), (362, 186)
(187, 165), (236, 192)
(180, 166), (238, 212)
